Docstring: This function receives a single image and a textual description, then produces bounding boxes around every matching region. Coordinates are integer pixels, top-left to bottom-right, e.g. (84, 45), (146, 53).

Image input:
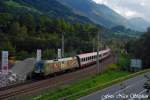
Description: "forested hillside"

(125, 28), (150, 69)
(0, 0), (138, 60)
(0, 0), (100, 60)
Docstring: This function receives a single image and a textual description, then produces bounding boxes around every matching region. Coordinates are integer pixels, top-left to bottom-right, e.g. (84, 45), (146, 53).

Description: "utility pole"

(100, 30), (103, 72)
(97, 31), (100, 74)
(62, 32), (64, 58)
(101, 30), (103, 50)
(93, 38), (95, 52)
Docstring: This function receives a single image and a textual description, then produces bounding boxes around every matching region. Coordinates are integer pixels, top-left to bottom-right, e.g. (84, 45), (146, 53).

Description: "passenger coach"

(77, 48), (111, 67)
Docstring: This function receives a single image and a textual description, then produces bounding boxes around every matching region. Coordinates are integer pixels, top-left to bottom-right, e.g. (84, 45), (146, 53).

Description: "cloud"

(124, 11), (138, 17)
(93, 0), (150, 21)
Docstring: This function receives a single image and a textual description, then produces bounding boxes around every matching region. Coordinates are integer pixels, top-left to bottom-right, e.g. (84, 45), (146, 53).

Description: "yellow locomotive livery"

(35, 57), (79, 76)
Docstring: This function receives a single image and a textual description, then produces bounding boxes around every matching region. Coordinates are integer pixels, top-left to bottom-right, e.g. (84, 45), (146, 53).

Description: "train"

(33, 48), (111, 76)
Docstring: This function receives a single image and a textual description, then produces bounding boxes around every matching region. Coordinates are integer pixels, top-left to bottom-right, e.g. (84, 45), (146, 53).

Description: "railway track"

(0, 55), (114, 100)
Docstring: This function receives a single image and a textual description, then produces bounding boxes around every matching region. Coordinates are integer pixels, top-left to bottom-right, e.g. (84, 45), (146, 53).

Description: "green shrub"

(43, 49), (56, 60)
(16, 50), (30, 60)
(117, 53), (130, 70)
(108, 64), (120, 70)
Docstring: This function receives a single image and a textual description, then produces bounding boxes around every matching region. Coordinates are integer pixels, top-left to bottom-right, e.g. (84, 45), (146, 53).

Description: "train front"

(33, 61), (45, 76)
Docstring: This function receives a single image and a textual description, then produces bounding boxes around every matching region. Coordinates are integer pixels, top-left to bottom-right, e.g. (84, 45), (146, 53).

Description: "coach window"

(81, 58), (83, 62)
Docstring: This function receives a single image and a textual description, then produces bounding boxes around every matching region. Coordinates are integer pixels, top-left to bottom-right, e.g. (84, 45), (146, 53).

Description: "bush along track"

(33, 69), (150, 100)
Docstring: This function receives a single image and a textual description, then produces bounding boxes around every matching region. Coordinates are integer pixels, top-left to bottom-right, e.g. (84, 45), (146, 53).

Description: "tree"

(0, 13), (13, 26)
(43, 49), (56, 59)
(16, 50), (29, 60)
(57, 19), (68, 32)
(19, 13), (35, 33)
(19, 25), (28, 37)
(147, 27), (150, 32)
(0, 41), (15, 54)
(9, 22), (20, 36)
(129, 31), (150, 68)
(0, 13), (13, 33)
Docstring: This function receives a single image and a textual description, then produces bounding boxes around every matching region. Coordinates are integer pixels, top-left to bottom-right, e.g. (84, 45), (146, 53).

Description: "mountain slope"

(128, 17), (150, 32)
(58, 0), (150, 32)
(0, 0), (92, 23)
(57, 0), (127, 28)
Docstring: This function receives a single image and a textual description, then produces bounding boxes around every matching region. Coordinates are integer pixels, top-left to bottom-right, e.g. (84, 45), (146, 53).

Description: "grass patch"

(107, 63), (120, 70)
(33, 70), (130, 100)
(67, 68), (150, 100)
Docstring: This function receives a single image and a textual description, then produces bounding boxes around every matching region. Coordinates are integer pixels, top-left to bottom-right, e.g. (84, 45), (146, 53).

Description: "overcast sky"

(93, 0), (150, 21)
